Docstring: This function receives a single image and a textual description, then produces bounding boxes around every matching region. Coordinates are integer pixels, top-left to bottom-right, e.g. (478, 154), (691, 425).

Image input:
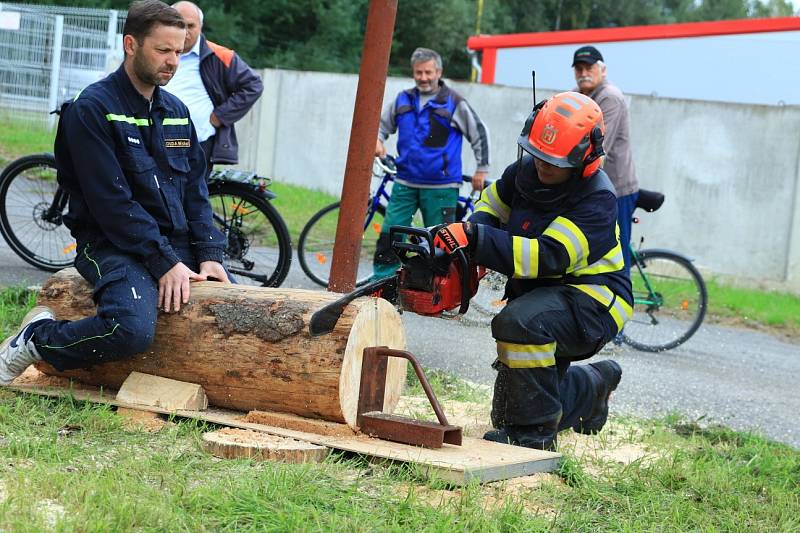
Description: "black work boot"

(573, 359), (622, 435)
(483, 419), (559, 451)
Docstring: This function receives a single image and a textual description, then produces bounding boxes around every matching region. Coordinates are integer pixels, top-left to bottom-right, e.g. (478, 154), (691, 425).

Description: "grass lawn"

(1, 388), (797, 532)
(0, 115), (55, 166)
(0, 282), (797, 531)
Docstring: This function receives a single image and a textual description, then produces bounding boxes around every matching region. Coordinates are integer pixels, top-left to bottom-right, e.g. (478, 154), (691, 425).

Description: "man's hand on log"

(159, 262), (204, 313)
(198, 261), (231, 284)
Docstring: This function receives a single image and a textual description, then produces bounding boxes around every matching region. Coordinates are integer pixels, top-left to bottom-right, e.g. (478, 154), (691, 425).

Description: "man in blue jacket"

(166, 1), (263, 173)
(372, 47), (490, 280)
(432, 92), (629, 450)
(0, 0), (229, 385)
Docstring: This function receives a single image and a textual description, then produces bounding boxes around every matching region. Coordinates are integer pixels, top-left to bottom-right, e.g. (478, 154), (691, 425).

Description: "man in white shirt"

(166, 1), (263, 173)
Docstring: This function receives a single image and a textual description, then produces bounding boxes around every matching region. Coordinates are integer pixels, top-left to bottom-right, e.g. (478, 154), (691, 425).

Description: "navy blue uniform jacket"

(54, 65), (226, 280)
(470, 156), (633, 330)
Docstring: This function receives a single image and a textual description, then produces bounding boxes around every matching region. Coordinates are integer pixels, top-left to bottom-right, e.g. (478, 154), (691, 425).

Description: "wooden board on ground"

(117, 372), (208, 411)
(202, 428), (329, 463)
(9, 377), (561, 485)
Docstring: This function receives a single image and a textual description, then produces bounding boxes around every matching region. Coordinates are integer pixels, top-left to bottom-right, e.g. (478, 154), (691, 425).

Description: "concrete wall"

(234, 69), (800, 292)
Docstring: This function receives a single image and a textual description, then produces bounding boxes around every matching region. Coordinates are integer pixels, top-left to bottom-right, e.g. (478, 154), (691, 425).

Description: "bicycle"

(298, 156), (491, 290)
(0, 153), (292, 287)
(620, 189), (708, 352)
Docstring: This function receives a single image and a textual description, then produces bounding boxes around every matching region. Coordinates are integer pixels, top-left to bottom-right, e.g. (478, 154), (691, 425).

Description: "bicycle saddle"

(636, 189), (665, 212)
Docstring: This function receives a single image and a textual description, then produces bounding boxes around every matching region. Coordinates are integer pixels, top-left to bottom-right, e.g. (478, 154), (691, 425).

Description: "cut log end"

(202, 428), (330, 463)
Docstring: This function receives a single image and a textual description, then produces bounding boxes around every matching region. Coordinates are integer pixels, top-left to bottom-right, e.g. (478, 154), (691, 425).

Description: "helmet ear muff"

(520, 100), (547, 139)
(581, 125), (605, 178)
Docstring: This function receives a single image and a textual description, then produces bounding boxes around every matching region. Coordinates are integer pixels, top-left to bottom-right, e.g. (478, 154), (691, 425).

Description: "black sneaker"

(573, 360), (622, 435)
(483, 422), (558, 451)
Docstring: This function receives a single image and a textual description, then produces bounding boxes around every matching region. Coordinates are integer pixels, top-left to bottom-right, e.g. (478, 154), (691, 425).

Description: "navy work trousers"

(490, 285), (619, 431)
(31, 242), (198, 371)
(618, 191), (640, 274)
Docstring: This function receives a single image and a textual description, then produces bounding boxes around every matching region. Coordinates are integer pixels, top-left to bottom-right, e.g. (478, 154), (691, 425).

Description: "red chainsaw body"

(398, 260), (485, 317)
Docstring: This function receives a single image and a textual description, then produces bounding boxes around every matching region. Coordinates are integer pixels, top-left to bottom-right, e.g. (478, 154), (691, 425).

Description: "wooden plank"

(9, 383), (561, 485)
(116, 372), (208, 411)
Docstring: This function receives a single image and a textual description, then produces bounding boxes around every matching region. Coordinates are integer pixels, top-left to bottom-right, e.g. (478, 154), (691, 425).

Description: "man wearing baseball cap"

(572, 45), (639, 275)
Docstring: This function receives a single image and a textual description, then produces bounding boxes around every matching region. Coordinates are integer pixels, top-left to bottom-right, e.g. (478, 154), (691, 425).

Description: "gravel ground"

(401, 309), (799, 449)
(3, 245), (797, 448)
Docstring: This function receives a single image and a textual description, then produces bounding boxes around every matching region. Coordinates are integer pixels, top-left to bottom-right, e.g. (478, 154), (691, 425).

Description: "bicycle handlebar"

(375, 155), (397, 176)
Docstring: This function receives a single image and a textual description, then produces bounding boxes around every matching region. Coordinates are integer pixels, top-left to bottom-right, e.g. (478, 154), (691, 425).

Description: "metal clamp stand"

(357, 346), (462, 448)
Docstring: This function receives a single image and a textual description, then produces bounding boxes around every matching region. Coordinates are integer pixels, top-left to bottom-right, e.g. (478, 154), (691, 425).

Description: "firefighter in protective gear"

(433, 91), (632, 450)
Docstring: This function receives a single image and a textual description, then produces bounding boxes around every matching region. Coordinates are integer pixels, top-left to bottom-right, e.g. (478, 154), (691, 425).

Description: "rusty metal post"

(328, 0), (398, 293)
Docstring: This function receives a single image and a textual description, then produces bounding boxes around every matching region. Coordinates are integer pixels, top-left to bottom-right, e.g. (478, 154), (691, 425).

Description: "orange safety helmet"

(517, 91), (605, 179)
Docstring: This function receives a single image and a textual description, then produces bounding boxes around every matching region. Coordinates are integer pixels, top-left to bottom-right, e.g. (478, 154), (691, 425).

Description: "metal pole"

(47, 15), (64, 128)
(106, 10), (118, 51)
(328, 0), (398, 293)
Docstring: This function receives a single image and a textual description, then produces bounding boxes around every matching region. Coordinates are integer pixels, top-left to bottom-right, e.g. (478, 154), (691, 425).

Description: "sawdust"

(392, 394), (657, 514)
(394, 396), (492, 438)
(393, 474), (559, 517)
(12, 366), (103, 393)
(206, 428), (323, 449)
(202, 428), (330, 463)
(116, 407), (171, 433)
(13, 366), (75, 388)
(559, 428), (661, 476)
(37, 498), (66, 529)
(243, 410), (357, 437)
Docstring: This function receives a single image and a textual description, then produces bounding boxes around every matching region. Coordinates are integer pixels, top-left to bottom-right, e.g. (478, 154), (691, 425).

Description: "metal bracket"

(357, 346), (462, 449)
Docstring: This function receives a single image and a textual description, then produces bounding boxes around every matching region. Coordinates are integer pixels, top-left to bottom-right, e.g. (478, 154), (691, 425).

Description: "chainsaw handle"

(389, 225), (435, 261)
(455, 248), (471, 315)
(392, 241), (429, 259)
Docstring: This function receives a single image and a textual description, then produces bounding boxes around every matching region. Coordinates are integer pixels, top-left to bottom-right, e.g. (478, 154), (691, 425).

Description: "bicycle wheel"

(622, 249), (708, 352)
(0, 153), (76, 272)
(470, 269), (507, 316)
(207, 182), (292, 287)
(297, 201), (385, 288)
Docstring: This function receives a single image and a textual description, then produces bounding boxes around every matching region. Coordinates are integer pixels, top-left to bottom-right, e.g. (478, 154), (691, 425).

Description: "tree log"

(35, 268), (407, 428)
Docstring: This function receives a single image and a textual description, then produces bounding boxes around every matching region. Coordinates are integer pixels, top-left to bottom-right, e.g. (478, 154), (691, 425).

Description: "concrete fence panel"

(234, 68), (800, 290)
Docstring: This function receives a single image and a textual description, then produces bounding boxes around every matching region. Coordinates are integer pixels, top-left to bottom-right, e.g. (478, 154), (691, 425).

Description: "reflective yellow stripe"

(475, 182), (510, 223)
(568, 283), (633, 332)
(512, 236), (538, 278)
(542, 216), (589, 272)
(497, 341), (557, 368)
(105, 113), (150, 126)
(572, 223), (624, 276)
(163, 117), (189, 125)
(573, 242), (625, 276)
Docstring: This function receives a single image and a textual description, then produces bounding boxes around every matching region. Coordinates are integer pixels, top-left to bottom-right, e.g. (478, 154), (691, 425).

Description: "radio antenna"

(531, 70), (537, 108)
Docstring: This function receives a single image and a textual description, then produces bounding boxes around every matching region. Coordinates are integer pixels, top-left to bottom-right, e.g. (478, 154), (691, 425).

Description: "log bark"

(35, 268), (407, 428)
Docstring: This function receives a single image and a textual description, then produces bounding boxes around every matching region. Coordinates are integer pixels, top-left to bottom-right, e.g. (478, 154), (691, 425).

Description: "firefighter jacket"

(54, 65), (226, 280)
(470, 156), (633, 331)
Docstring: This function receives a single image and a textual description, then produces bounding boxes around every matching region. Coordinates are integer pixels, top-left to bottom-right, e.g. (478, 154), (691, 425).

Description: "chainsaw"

(308, 225), (485, 336)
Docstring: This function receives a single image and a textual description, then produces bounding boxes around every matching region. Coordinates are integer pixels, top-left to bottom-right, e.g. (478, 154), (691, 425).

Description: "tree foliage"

(26, 0), (797, 79)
